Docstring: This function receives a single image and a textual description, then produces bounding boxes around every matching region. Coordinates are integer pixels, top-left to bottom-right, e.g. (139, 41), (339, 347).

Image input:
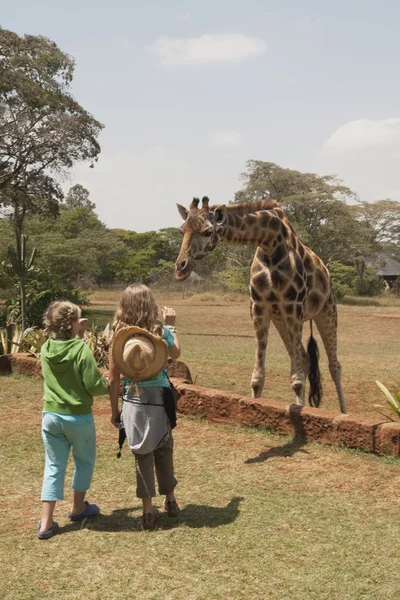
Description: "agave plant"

(20, 327), (47, 357)
(374, 381), (400, 421)
(5, 234), (37, 330)
(84, 322), (110, 368)
(0, 305), (22, 356)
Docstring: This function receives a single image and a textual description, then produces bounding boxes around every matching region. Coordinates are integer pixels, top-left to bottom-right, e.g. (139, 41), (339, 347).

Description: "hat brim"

(112, 326), (168, 381)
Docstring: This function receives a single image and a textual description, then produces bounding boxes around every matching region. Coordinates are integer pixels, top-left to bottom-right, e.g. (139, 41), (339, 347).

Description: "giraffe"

(174, 196), (346, 414)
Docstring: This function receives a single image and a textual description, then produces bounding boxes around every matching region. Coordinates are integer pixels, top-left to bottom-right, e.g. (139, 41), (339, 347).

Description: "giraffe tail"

(307, 320), (323, 408)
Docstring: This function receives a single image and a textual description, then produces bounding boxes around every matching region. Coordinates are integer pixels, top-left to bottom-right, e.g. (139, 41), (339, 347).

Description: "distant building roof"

(187, 271), (204, 282)
(369, 253), (400, 277)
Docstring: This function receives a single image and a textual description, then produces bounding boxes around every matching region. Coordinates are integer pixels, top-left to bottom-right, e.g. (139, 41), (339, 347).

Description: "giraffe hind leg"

(314, 305), (347, 414)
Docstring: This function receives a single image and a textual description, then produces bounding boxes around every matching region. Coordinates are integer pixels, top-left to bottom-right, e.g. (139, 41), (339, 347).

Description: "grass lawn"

(85, 289), (400, 417)
(1, 375), (400, 599)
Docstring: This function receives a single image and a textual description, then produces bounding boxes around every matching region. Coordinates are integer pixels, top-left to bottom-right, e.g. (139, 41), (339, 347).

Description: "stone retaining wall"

(2, 353), (399, 456)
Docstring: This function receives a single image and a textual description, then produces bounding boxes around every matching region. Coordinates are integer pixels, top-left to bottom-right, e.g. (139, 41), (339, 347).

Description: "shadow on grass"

(244, 436), (309, 464)
(59, 496), (244, 534)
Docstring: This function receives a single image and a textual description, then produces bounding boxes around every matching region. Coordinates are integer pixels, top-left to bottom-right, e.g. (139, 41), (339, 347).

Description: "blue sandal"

(68, 501), (100, 522)
(37, 520), (59, 540)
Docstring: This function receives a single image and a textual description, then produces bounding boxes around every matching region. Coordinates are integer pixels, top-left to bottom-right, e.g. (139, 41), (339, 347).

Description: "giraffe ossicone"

(174, 197), (347, 414)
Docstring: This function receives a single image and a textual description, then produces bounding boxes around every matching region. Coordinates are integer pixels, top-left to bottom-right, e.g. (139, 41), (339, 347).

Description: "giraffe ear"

(176, 204), (189, 220)
(213, 204), (227, 226)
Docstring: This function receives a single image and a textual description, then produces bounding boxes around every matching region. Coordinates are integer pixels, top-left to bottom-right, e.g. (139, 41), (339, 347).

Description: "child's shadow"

(60, 496), (243, 534)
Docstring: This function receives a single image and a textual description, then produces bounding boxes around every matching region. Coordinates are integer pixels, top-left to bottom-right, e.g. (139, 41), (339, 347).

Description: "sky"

(2, 0), (400, 232)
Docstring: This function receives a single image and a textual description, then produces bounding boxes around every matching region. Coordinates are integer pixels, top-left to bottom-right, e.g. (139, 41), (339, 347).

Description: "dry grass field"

(1, 374), (400, 600)
(87, 289), (400, 418)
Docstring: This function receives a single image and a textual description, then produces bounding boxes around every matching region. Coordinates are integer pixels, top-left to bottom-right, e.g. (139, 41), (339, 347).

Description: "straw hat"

(112, 326), (168, 381)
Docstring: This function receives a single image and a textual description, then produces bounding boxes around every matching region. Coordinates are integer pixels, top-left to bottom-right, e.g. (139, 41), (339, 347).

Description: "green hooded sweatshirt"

(41, 338), (108, 415)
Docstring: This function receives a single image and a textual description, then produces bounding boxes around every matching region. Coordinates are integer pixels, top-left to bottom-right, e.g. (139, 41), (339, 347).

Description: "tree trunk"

(14, 203), (27, 329)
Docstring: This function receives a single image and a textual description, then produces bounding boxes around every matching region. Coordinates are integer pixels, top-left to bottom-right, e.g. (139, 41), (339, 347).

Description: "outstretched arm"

(108, 351), (121, 428)
(162, 306), (181, 359)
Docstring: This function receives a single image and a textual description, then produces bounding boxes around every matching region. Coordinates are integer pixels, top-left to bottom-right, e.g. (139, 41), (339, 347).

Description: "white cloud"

(148, 33), (266, 67)
(323, 118), (400, 151)
(316, 118), (400, 202)
(208, 131), (242, 147)
(67, 146), (243, 231)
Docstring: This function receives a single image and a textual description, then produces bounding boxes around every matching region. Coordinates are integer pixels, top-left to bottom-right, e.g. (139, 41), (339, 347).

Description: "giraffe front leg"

(284, 317), (307, 406)
(291, 340), (307, 406)
(251, 309), (271, 398)
(273, 318), (308, 406)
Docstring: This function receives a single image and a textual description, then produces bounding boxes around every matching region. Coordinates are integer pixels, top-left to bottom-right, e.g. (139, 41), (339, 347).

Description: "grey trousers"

(134, 434), (177, 498)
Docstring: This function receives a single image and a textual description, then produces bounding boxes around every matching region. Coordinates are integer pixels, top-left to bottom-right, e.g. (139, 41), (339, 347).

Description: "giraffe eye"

(202, 228), (213, 237)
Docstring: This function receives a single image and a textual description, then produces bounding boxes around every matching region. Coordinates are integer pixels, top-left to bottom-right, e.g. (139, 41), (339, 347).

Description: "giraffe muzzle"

(174, 258), (192, 281)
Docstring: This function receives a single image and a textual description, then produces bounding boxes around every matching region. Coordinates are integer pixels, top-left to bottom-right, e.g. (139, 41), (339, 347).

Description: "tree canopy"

(0, 27), (103, 230)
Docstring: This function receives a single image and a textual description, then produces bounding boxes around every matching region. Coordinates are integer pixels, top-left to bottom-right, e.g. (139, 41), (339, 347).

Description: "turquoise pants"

(41, 412), (96, 501)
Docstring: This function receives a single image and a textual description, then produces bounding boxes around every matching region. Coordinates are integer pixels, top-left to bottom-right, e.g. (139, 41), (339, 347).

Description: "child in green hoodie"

(38, 301), (108, 539)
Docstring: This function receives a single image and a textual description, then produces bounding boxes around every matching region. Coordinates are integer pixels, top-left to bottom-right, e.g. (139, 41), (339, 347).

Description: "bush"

(218, 265), (249, 293)
(328, 261), (355, 300)
(6, 268), (89, 327)
(328, 261), (381, 298)
(354, 267), (381, 296)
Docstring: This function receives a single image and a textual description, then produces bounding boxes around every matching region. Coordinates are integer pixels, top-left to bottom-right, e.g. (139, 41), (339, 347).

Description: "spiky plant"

(374, 381), (400, 421)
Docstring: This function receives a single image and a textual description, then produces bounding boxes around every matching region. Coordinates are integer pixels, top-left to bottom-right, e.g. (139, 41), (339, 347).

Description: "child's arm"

(79, 344), (109, 396)
(108, 350), (121, 429)
(162, 306), (181, 360)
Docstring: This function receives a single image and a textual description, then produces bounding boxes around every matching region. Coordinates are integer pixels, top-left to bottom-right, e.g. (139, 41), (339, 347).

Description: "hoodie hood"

(42, 338), (85, 373)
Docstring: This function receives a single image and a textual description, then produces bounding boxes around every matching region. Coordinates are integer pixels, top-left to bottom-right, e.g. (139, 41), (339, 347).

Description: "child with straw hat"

(108, 284), (181, 529)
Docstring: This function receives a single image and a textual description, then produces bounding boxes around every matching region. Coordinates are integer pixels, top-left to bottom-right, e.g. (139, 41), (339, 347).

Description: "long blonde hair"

(112, 284), (162, 337)
(43, 301), (80, 340)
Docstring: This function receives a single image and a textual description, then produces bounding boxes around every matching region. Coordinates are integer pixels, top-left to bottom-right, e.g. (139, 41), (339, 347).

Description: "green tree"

(235, 160), (374, 265)
(353, 200), (400, 259)
(0, 27), (103, 325)
(65, 184), (96, 210)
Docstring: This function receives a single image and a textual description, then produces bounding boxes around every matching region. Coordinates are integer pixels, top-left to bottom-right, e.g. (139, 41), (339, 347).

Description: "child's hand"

(111, 411), (121, 429)
(162, 306), (176, 326)
(77, 318), (88, 338)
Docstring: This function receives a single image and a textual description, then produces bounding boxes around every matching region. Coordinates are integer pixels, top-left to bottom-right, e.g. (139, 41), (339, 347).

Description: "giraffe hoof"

(291, 380), (303, 394)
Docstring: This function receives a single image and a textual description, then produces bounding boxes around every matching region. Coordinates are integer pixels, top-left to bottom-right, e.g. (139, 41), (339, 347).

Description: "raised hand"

(162, 306), (176, 326)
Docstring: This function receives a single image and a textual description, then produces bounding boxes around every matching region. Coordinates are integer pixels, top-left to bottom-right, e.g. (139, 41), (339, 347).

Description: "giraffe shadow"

(244, 405), (310, 464)
(58, 497), (243, 533)
(244, 436), (309, 464)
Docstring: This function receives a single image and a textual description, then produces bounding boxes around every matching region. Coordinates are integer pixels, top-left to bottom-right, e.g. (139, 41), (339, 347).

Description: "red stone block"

(377, 422), (400, 456)
(238, 396), (294, 435)
(289, 405), (338, 443)
(332, 414), (383, 452)
(167, 359), (192, 383)
(175, 384), (214, 416)
(0, 354), (12, 375)
(10, 353), (42, 377)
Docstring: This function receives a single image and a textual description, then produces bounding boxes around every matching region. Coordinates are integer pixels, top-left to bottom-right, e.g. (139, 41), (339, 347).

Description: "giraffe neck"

(217, 208), (296, 254)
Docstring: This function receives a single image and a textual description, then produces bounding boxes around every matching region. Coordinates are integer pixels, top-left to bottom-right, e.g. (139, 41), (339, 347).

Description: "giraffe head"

(174, 196), (225, 280)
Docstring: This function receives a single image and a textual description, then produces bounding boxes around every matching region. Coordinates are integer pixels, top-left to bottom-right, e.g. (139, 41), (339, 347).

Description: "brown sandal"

(142, 508), (160, 530)
(163, 499), (180, 518)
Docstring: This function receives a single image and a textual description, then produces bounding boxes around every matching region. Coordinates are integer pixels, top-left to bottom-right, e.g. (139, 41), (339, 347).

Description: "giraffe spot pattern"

(260, 211), (270, 228)
(272, 244), (285, 266)
(271, 269), (287, 289)
(285, 285), (297, 301)
(294, 273), (304, 289)
(308, 292), (321, 310)
(269, 217), (281, 231)
(253, 272), (270, 291)
(250, 286), (262, 302)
